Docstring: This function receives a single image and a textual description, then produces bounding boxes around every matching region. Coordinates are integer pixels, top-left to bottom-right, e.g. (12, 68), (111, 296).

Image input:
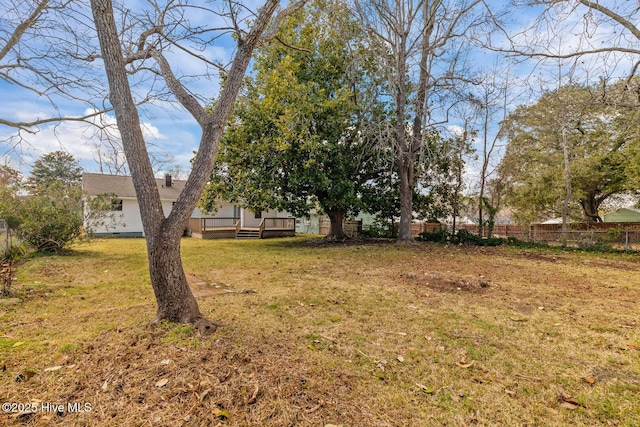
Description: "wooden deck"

(188, 217), (295, 239)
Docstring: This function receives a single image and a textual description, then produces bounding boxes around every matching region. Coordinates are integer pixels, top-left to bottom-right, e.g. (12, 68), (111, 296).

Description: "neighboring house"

(603, 207), (640, 223)
(82, 172), (295, 239)
(540, 217), (564, 225)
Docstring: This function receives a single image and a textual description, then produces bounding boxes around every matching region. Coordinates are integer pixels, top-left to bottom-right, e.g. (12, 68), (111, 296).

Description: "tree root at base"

(149, 315), (229, 337)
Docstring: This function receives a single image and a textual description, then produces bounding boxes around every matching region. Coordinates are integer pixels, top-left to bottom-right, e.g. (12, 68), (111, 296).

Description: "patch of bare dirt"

(186, 273), (255, 298)
(185, 273), (226, 298)
(512, 251), (564, 263)
(579, 258), (640, 272)
(401, 271), (490, 294)
(590, 366), (640, 385)
(286, 237), (396, 248)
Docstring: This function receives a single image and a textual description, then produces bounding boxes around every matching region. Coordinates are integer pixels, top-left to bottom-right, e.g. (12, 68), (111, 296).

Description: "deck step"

(236, 228), (261, 239)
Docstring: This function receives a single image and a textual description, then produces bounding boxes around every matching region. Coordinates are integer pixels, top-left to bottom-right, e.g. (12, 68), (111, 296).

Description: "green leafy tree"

(6, 152), (85, 252)
(16, 182), (84, 252)
(0, 164), (23, 229)
(499, 83), (632, 224)
(361, 130), (472, 236)
(413, 132), (467, 223)
(202, 0), (384, 240)
(29, 151), (82, 189)
(0, 164), (22, 188)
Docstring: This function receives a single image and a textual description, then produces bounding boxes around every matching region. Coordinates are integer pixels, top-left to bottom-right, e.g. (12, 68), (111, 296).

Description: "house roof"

(82, 172), (186, 201)
(614, 207), (640, 214)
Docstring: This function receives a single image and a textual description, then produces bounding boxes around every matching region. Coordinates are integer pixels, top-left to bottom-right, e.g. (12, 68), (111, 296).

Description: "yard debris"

(376, 358), (388, 371)
(15, 369), (37, 382)
(457, 360), (475, 369)
(318, 334), (337, 343)
(558, 387), (585, 408)
(416, 383), (435, 394)
(213, 407), (229, 419)
(514, 373), (543, 381)
(155, 378), (169, 388)
(305, 401), (323, 414)
(560, 402), (578, 410)
(247, 384), (260, 404)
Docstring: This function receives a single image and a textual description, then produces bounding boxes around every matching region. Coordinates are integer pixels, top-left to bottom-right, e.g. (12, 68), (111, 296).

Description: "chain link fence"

(529, 229), (640, 250)
(0, 219), (19, 256)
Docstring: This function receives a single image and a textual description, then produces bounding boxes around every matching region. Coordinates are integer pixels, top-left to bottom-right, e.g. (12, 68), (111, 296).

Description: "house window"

(254, 211), (262, 219)
(111, 199), (123, 211)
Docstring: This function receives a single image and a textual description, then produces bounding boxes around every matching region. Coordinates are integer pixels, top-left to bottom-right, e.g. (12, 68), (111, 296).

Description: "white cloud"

(447, 125), (465, 139)
(0, 108), (181, 173)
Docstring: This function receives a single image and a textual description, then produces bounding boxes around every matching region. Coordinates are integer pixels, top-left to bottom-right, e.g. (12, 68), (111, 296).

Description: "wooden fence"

(319, 218), (362, 237)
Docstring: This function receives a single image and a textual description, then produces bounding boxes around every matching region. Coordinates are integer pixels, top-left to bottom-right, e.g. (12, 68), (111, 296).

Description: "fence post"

(1, 220), (7, 254)
(625, 231), (629, 251)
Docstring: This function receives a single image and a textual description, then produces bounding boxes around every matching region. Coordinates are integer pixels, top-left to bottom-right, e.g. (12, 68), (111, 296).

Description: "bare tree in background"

(0, 1), (110, 145)
(496, 1), (640, 83)
(90, 0), (306, 330)
(469, 65), (513, 237)
(489, 1), (640, 228)
(354, 0), (485, 243)
(0, 0), (175, 173)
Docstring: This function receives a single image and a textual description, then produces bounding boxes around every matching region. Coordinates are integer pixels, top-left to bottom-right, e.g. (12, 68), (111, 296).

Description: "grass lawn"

(1, 236), (639, 426)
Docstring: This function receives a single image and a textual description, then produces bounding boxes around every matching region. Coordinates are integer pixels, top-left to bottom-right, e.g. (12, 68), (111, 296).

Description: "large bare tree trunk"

(90, 0), (291, 329)
(397, 160), (415, 243)
(148, 232), (201, 323)
(325, 208), (347, 241)
(561, 127), (572, 243)
(394, 27), (415, 245)
(91, 0), (203, 326)
(580, 196), (604, 224)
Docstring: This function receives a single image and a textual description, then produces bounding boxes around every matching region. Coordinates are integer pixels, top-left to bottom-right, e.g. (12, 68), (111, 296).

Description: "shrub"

(417, 228), (448, 242)
(16, 184), (83, 253)
(451, 229), (506, 247)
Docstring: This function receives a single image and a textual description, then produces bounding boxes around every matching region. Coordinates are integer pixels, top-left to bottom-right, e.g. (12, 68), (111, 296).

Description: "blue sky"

(0, 0), (245, 177)
(1, 0), (638, 186)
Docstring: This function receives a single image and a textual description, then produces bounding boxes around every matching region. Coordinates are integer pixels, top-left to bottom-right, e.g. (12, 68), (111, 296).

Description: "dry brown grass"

(1, 237), (639, 426)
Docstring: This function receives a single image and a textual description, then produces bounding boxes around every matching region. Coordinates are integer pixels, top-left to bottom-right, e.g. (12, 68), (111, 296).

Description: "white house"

(82, 172), (295, 239)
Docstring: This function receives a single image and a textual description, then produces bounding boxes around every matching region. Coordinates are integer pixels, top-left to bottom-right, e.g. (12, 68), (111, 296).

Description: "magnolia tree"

(201, 0), (386, 241)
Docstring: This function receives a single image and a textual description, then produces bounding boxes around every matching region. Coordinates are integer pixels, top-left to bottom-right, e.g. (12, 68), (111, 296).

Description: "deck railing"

(190, 216), (295, 236)
(193, 217), (240, 232)
(263, 217), (296, 230)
